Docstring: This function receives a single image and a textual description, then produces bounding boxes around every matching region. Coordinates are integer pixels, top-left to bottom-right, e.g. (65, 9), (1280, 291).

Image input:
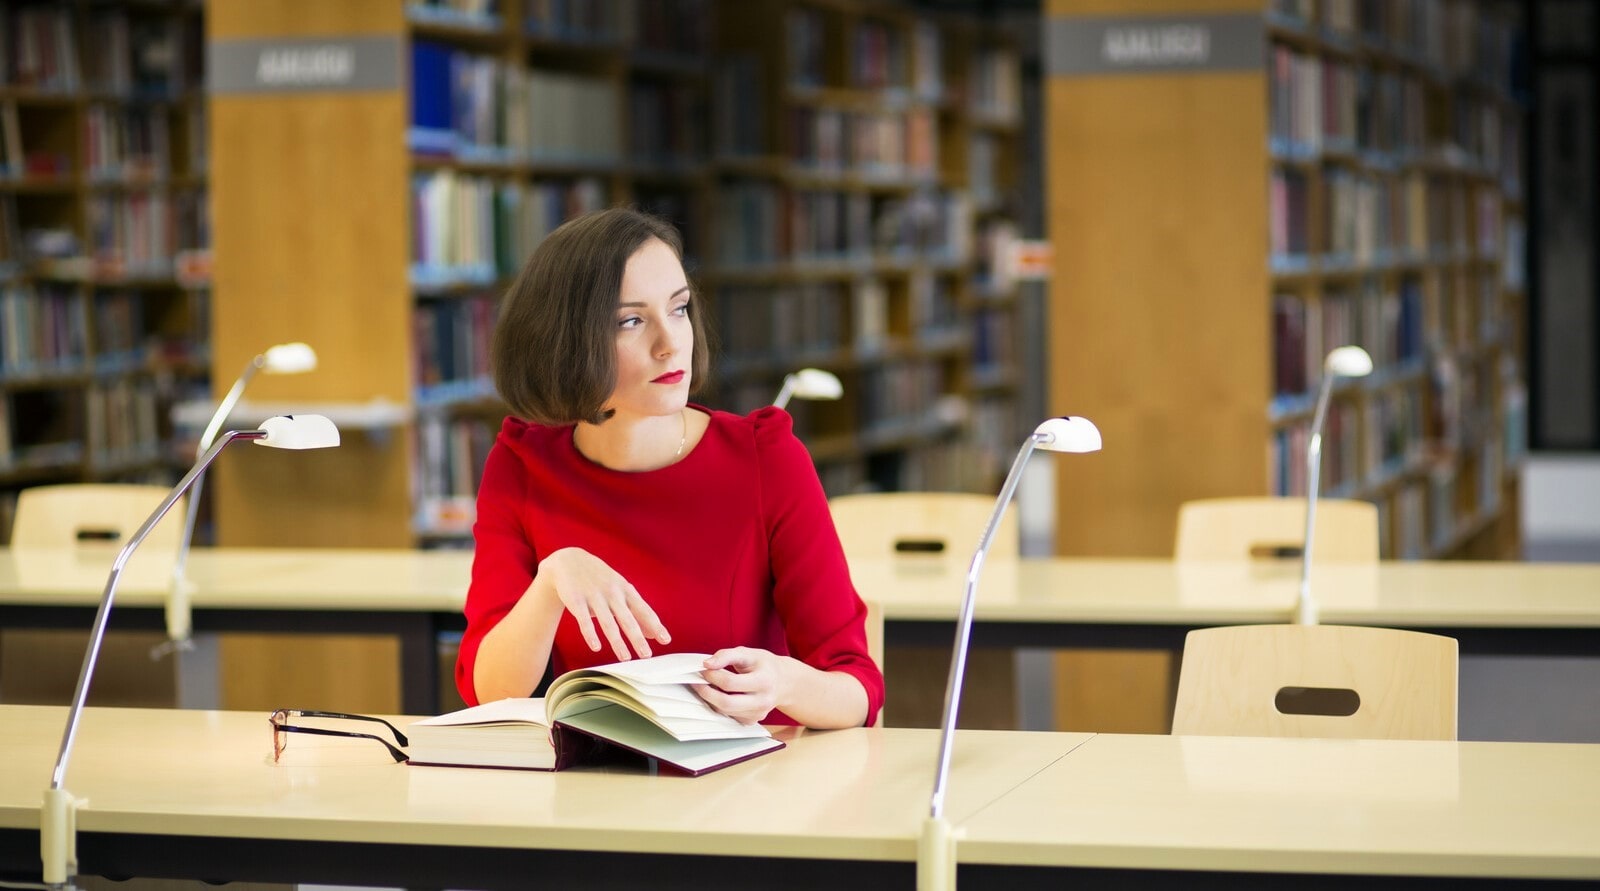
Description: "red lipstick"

(652, 370), (685, 384)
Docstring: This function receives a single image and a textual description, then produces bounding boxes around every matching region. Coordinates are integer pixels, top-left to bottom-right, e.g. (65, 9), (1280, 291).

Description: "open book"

(406, 652), (784, 776)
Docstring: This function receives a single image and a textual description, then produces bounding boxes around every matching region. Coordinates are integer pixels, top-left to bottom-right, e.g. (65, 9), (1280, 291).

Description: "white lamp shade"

(262, 342), (318, 374)
(254, 414), (340, 449)
(1324, 345), (1373, 378)
(1033, 416), (1102, 453)
(789, 368), (842, 400)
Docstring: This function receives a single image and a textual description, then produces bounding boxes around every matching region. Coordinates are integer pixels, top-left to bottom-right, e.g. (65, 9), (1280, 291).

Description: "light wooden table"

(3, 549), (1598, 715)
(2, 705), (1594, 887)
(0, 704), (1086, 888)
(959, 732), (1600, 883)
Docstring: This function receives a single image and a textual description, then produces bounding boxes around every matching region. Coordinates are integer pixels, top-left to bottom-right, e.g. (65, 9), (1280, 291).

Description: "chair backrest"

(1171, 624), (1458, 740)
(828, 492), (1017, 561)
(1175, 496), (1378, 562)
(11, 483), (184, 548)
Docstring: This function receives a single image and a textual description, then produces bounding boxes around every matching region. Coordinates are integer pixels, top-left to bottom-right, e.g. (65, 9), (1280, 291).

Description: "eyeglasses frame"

(269, 708), (410, 763)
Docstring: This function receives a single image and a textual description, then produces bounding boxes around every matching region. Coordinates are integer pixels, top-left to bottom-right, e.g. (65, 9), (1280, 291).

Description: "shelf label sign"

(1007, 240), (1053, 281)
(209, 36), (401, 94)
(1046, 13), (1263, 76)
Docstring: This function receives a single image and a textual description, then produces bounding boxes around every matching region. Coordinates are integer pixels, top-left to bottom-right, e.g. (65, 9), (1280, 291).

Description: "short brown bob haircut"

(493, 208), (711, 426)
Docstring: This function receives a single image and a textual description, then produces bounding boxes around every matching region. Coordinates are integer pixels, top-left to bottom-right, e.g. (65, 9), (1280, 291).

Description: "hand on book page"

(406, 653), (785, 775)
(692, 647), (786, 725)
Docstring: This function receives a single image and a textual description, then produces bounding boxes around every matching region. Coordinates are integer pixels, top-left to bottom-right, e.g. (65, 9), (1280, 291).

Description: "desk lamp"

(42, 414), (340, 890)
(772, 368), (842, 410)
(919, 416), (1102, 890)
(165, 342), (318, 651)
(1299, 345), (1373, 625)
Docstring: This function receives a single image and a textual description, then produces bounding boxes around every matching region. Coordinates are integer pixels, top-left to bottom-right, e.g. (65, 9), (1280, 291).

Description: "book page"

(548, 654), (770, 741)
(410, 697), (548, 728)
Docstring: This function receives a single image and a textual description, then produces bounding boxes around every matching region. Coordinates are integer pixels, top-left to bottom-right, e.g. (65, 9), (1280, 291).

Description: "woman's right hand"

(534, 547), (670, 661)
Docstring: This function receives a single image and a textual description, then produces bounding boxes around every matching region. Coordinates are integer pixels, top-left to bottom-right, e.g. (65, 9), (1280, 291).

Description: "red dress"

(456, 405), (884, 725)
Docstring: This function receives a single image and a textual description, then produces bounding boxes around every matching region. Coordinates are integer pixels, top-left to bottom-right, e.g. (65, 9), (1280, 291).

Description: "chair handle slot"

(1274, 686), (1361, 717)
(1249, 542), (1303, 559)
(893, 539), (946, 554)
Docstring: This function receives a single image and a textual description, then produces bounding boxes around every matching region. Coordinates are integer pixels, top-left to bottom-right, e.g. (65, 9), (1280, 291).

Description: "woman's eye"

(618, 316), (642, 329)
(672, 303), (690, 316)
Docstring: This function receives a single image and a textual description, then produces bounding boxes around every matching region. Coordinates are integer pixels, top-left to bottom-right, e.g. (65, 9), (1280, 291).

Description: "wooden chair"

(1175, 496), (1379, 562)
(1171, 624), (1458, 740)
(828, 492), (1017, 729)
(3, 484), (184, 706)
(10, 483), (186, 548)
(828, 491), (1017, 558)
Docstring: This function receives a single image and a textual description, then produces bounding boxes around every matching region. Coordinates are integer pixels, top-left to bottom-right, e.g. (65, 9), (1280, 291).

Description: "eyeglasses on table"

(269, 708), (409, 763)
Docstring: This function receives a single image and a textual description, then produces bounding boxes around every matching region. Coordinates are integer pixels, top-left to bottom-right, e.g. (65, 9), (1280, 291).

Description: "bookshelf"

(0, 0), (211, 544)
(705, 0), (1026, 497)
(1044, 0), (1527, 730)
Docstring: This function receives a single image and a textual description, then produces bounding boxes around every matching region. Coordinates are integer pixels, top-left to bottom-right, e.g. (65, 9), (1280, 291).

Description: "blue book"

(410, 41), (455, 155)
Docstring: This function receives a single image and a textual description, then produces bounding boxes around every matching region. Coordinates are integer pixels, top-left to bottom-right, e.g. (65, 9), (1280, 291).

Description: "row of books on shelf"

(0, 283), (207, 381)
(84, 377), (162, 471)
(415, 294), (497, 397)
(629, 82), (704, 166)
(410, 171), (604, 287)
(86, 191), (200, 279)
(785, 8), (1016, 117)
(970, 306), (1014, 372)
(0, 284), (84, 377)
(410, 45), (621, 164)
(82, 104), (201, 182)
(1269, 40), (1522, 174)
(717, 283), (848, 362)
(1272, 283), (1424, 399)
(410, 0), (711, 56)
(412, 413), (495, 536)
(1271, 0), (1522, 91)
(1383, 438), (1510, 558)
(1, 5), (198, 97)
(1270, 165), (1509, 264)
(712, 185), (971, 267)
(786, 106), (938, 181)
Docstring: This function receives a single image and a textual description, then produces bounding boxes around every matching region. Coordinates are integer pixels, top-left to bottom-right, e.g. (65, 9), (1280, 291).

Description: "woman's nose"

(655, 322), (686, 358)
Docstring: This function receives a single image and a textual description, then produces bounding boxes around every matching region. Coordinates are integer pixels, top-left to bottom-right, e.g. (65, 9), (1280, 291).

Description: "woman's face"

(605, 237), (693, 421)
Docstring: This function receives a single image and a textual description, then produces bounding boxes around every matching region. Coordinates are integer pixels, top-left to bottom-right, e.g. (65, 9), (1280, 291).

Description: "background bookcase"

(1048, 0), (1525, 562)
(1045, 0), (1527, 731)
(0, 0), (211, 544)
(704, 0), (1026, 499)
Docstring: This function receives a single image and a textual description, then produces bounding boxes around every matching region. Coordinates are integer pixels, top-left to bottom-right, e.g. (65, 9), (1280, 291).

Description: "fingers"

(631, 594), (671, 645)
(544, 549), (671, 661)
(590, 603), (631, 661)
(568, 600), (602, 653)
(613, 584), (654, 660)
(702, 647), (754, 672)
(692, 683), (762, 725)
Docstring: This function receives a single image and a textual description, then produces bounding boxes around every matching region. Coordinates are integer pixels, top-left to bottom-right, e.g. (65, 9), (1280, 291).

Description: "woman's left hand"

(694, 647), (791, 724)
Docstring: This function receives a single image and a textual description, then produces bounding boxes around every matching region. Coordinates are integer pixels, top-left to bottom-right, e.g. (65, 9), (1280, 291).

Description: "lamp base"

(41, 786), (79, 889)
(917, 815), (956, 891)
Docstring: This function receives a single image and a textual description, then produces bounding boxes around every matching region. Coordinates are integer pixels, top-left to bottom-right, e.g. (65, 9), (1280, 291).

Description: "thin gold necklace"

(673, 408), (687, 458)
